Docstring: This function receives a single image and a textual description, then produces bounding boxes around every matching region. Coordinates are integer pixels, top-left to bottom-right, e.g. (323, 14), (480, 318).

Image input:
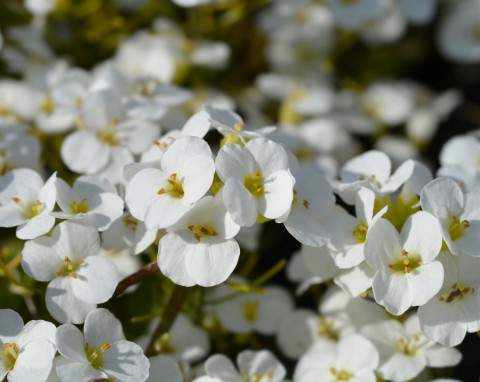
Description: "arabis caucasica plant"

(0, 0), (479, 380)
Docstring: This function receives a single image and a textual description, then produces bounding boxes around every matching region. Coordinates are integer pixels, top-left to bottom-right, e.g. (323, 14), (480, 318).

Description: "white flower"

(337, 151), (415, 204)
(53, 175), (124, 231)
(362, 315), (461, 382)
(146, 356), (182, 382)
(0, 168), (56, 239)
(61, 89), (159, 183)
(55, 308), (149, 382)
(208, 280), (293, 335)
(205, 105), (275, 145)
(294, 334), (379, 382)
(0, 309), (56, 382)
(140, 314), (210, 364)
(194, 350), (286, 382)
(157, 193), (240, 287)
(101, 212), (157, 255)
(216, 137), (294, 227)
(276, 309), (350, 360)
(325, 0), (389, 31)
(365, 212), (443, 315)
(418, 252), (480, 346)
(420, 177), (480, 257)
(325, 187), (387, 269)
(0, 135), (41, 175)
(21, 221), (120, 324)
(126, 136), (215, 230)
(127, 79), (192, 121)
(438, 0), (480, 63)
(278, 167), (334, 247)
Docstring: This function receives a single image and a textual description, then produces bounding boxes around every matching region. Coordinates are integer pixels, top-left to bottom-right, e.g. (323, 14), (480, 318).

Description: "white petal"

(205, 354), (241, 382)
(372, 271), (413, 315)
(126, 168), (166, 221)
(336, 334), (379, 372)
(215, 144), (256, 182)
(258, 171), (294, 220)
(0, 309), (24, 342)
(186, 237), (240, 287)
(145, 196), (191, 230)
(46, 277), (96, 324)
(8, 341), (56, 382)
(379, 353), (426, 382)
(420, 177), (464, 220)
(418, 299), (467, 347)
(425, 345), (462, 368)
(61, 131), (110, 174)
(247, 138), (290, 175)
(71, 256), (119, 304)
(147, 356), (182, 382)
(401, 211), (442, 263)
(16, 320), (56, 347)
(178, 155), (215, 204)
(52, 222), (100, 261)
(56, 324), (88, 362)
(16, 212), (55, 240)
(84, 308), (125, 347)
(157, 232), (196, 287)
(102, 340), (150, 382)
(364, 218), (402, 270)
(55, 357), (106, 382)
(222, 178), (257, 227)
(410, 262), (444, 306)
(21, 236), (62, 281)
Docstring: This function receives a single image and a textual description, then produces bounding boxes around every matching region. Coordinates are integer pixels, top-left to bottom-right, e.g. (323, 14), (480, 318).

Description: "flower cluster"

(0, 0), (479, 381)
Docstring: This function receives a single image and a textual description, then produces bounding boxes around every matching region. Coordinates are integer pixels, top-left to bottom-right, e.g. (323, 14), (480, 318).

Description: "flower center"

(449, 216), (470, 241)
(471, 25), (480, 43)
(244, 169), (265, 198)
(41, 95), (55, 114)
(317, 317), (340, 341)
(242, 300), (259, 322)
(396, 335), (420, 356)
(158, 173), (185, 199)
(352, 222), (368, 243)
(2, 343), (20, 371)
(96, 120), (120, 146)
(187, 224), (218, 242)
(243, 371), (274, 382)
(12, 197), (45, 219)
(70, 198), (90, 214)
(388, 249), (422, 274)
(56, 256), (84, 278)
(330, 367), (352, 381)
(439, 283), (475, 303)
(292, 189), (310, 209)
(122, 215), (138, 230)
(85, 342), (110, 370)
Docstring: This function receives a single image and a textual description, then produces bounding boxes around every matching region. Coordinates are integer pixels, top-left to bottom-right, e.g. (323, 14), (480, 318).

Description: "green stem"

(145, 285), (190, 356)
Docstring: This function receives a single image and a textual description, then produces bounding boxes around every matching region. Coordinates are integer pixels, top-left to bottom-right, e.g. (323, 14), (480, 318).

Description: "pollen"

(56, 256), (84, 278)
(70, 198), (89, 214)
(449, 215), (470, 241)
(158, 173), (185, 199)
(85, 342), (110, 370)
(439, 283), (475, 303)
(2, 342), (20, 371)
(389, 250), (422, 273)
(330, 367), (352, 381)
(352, 223), (368, 243)
(188, 224), (218, 242)
(244, 169), (265, 198)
